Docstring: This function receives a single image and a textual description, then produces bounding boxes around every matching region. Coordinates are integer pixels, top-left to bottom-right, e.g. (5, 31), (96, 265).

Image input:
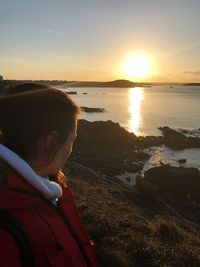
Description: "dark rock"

(66, 91), (77, 95)
(135, 175), (159, 202)
(180, 129), (190, 134)
(178, 159), (187, 164)
(81, 107), (105, 113)
(70, 120), (148, 176)
(159, 126), (200, 150)
(136, 135), (164, 149)
(125, 176), (131, 182)
(76, 120), (137, 150)
(143, 165), (200, 223)
(71, 120), (200, 178)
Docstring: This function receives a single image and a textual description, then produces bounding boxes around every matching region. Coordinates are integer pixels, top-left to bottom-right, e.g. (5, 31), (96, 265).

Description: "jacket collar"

(0, 144), (62, 200)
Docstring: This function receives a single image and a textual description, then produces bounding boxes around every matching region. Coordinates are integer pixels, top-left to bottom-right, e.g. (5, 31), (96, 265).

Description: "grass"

(64, 162), (200, 267)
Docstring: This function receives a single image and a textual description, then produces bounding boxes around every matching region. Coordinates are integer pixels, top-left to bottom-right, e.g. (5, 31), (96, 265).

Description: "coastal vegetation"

(66, 163), (200, 266)
(63, 120), (200, 266)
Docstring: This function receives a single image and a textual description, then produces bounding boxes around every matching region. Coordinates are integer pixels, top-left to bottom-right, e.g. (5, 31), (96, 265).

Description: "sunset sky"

(0, 0), (200, 82)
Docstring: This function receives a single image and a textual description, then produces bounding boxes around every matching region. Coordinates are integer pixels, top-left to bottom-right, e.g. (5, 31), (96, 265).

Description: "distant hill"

(0, 79), (153, 89)
(182, 83), (200, 86)
(66, 79), (137, 88)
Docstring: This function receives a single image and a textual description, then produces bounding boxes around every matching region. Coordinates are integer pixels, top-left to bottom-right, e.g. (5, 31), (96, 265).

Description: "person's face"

(49, 128), (77, 174)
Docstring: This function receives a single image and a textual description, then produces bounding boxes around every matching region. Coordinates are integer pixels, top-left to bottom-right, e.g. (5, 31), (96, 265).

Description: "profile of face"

(48, 128), (77, 175)
(51, 129), (77, 173)
(32, 127), (77, 177)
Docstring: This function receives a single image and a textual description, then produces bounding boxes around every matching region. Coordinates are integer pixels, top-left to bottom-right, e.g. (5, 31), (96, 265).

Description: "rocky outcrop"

(66, 91), (77, 95)
(81, 107), (105, 113)
(158, 126), (200, 149)
(71, 120), (149, 176)
(143, 165), (200, 223)
(70, 120), (200, 177)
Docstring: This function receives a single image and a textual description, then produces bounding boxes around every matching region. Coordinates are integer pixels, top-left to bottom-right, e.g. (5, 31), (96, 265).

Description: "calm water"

(61, 85), (200, 137)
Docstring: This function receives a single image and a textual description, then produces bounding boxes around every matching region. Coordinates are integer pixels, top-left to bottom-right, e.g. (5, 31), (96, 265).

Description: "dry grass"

(65, 162), (200, 267)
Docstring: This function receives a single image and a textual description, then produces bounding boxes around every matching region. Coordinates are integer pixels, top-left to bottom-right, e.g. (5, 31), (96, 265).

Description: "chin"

(48, 167), (61, 176)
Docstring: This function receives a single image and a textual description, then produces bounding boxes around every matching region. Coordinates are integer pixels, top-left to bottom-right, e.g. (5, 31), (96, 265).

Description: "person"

(0, 83), (99, 267)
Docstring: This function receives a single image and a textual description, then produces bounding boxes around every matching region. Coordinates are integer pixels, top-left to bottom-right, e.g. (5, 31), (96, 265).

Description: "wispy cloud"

(183, 71), (200, 75)
(159, 43), (200, 60)
(40, 28), (65, 36)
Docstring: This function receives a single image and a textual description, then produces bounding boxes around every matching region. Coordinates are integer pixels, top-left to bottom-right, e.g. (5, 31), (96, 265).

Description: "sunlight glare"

(122, 52), (152, 80)
(128, 87), (144, 135)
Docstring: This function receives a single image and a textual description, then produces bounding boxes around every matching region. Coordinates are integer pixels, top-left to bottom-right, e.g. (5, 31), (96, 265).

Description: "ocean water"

(61, 85), (200, 137)
(60, 85), (200, 176)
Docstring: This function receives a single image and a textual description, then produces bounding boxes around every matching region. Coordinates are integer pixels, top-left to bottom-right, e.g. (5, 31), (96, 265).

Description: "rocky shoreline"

(71, 119), (200, 177)
(65, 120), (200, 266)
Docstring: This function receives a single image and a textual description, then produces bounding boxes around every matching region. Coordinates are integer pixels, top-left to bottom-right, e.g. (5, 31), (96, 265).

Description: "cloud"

(40, 28), (65, 36)
(183, 71), (200, 75)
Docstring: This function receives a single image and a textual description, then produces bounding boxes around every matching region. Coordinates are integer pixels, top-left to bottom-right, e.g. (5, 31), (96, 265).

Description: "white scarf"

(0, 144), (63, 200)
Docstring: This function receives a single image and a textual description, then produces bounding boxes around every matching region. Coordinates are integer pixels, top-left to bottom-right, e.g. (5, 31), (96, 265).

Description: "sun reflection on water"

(128, 87), (144, 135)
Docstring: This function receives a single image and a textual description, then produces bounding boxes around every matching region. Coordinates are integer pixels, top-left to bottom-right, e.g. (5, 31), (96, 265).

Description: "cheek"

(64, 142), (73, 158)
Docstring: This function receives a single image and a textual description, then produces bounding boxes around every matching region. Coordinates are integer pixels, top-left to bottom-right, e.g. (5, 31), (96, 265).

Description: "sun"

(122, 52), (152, 80)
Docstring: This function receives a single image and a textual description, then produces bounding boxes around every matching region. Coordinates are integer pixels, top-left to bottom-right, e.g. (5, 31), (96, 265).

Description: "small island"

(81, 107), (105, 113)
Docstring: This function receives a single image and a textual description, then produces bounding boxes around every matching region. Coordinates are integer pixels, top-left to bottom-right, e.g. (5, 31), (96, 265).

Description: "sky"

(0, 0), (200, 82)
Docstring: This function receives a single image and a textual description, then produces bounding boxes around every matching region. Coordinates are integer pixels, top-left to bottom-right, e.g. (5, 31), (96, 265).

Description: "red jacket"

(0, 170), (99, 267)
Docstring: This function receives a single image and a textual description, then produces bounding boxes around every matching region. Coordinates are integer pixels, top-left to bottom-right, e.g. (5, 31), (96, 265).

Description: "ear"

(37, 131), (58, 154)
(45, 131), (58, 151)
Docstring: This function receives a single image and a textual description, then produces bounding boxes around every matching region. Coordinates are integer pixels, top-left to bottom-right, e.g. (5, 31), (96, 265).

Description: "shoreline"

(71, 119), (200, 179)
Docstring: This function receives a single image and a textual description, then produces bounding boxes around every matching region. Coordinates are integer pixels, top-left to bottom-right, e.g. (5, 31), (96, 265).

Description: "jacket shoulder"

(0, 228), (21, 267)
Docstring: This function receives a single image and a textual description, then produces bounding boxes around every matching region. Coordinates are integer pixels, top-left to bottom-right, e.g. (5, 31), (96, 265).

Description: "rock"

(135, 175), (159, 202)
(143, 165), (200, 223)
(178, 159), (187, 164)
(66, 91), (77, 95)
(180, 129), (190, 134)
(158, 126), (200, 150)
(159, 160), (165, 166)
(70, 120), (200, 180)
(81, 107), (105, 113)
(125, 176), (131, 182)
(70, 120), (148, 176)
(76, 120), (137, 150)
(136, 135), (164, 149)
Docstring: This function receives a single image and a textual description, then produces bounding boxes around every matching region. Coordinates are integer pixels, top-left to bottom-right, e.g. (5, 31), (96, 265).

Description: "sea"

(60, 85), (200, 182)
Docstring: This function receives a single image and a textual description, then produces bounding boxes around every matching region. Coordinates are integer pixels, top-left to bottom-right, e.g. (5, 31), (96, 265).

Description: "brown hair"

(0, 83), (80, 161)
